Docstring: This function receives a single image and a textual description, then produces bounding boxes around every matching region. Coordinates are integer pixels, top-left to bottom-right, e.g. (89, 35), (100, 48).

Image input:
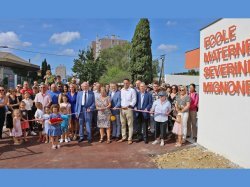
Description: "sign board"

(198, 19), (250, 168)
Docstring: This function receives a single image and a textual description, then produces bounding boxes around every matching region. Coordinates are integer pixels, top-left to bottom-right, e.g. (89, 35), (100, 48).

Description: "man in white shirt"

(118, 78), (137, 145)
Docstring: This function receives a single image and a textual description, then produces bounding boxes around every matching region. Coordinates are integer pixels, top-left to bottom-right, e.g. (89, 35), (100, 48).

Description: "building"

(0, 52), (40, 88)
(91, 35), (127, 59)
(190, 18), (250, 168)
(55, 65), (66, 79)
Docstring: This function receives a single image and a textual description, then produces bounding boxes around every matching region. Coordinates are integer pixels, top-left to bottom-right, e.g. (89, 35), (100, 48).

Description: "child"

(22, 91), (34, 136)
(48, 104), (62, 149)
(12, 109), (23, 145)
(34, 102), (44, 142)
(43, 106), (51, 143)
(19, 101), (29, 142)
(172, 108), (183, 147)
(59, 94), (71, 142)
(60, 106), (70, 143)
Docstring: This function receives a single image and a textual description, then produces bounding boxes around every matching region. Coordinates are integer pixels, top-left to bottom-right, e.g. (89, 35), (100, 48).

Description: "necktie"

(84, 91), (87, 105)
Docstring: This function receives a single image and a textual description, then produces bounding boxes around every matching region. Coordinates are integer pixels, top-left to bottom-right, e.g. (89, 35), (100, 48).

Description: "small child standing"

(34, 102), (44, 142)
(60, 106), (70, 143)
(43, 106), (51, 143)
(19, 101), (29, 142)
(12, 109), (23, 145)
(48, 104), (62, 149)
(22, 91), (34, 136)
(172, 111), (183, 147)
(59, 94), (71, 142)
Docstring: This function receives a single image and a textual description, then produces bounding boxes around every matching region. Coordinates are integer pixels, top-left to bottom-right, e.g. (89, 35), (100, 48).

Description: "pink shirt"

(189, 92), (199, 111)
(34, 92), (51, 110)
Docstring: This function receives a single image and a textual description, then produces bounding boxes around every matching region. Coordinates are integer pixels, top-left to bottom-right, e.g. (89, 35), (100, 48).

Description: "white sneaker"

(67, 137), (71, 142)
(152, 140), (160, 145)
(59, 139), (64, 143)
(31, 131), (37, 136)
(52, 145), (57, 149)
(160, 139), (164, 146)
(65, 139), (69, 143)
(57, 144), (61, 149)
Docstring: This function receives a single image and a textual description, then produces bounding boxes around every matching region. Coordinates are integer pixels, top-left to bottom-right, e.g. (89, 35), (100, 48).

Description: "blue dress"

(48, 113), (62, 136)
(67, 92), (77, 120)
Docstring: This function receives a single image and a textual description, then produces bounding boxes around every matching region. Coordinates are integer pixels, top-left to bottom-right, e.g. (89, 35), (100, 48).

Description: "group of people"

(0, 73), (199, 150)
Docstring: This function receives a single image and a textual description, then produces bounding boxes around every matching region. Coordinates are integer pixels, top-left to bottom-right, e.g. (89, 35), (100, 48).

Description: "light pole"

(158, 54), (165, 85)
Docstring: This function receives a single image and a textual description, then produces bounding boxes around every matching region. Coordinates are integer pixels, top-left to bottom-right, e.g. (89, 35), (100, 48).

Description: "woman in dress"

(66, 84), (78, 140)
(96, 87), (112, 143)
(0, 87), (7, 139)
(175, 86), (190, 143)
(6, 89), (20, 134)
(168, 85), (178, 131)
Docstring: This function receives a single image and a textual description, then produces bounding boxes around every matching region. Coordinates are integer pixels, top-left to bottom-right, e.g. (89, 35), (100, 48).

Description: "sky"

(0, 18), (216, 75)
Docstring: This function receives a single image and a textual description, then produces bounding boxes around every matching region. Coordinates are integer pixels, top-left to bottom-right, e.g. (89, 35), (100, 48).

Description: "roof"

(0, 52), (40, 70)
(200, 18), (222, 31)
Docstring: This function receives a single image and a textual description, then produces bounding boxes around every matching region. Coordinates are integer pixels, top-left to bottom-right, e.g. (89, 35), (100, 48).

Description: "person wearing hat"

(151, 91), (171, 146)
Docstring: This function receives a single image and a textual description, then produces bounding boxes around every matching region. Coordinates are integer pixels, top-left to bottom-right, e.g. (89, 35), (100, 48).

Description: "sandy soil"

(153, 146), (239, 169)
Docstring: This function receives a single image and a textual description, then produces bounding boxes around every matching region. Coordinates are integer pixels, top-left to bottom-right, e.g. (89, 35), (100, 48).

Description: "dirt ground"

(153, 145), (239, 169)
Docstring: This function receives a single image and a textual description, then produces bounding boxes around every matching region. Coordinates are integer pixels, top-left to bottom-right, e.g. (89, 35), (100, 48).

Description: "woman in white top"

(151, 91), (171, 146)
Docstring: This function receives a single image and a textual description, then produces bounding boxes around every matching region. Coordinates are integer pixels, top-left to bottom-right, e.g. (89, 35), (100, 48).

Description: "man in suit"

(109, 83), (121, 141)
(135, 82), (153, 144)
(75, 82), (95, 143)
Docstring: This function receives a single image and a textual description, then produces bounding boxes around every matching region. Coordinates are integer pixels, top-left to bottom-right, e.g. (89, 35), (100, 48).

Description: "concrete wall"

(198, 19), (250, 168)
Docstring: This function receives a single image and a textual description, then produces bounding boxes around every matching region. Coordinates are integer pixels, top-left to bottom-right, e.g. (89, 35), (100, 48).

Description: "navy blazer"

(109, 90), (121, 115)
(136, 91), (153, 119)
(75, 90), (95, 116)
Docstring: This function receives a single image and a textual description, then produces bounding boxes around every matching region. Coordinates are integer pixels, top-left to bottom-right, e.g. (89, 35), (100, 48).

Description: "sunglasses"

(180, 89), (185, 91)
(0, 90), (4, 92)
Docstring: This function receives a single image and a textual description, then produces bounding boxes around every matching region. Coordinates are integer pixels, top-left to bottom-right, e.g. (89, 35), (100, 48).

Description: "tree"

(72, 48), (106, 84)
(130, 18), (153, 84)
(47, 64), (51, 70)
(41, 59), (48, 78)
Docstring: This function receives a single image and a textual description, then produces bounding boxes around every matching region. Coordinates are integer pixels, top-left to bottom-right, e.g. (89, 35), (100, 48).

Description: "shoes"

(160, 139), (164, 146)
(88, 140), (92, 144)
(31, 131), (37, 136)
(78, 139), (84, 143)
(44, 140), (48, 144)
(115, 137), (120, 141)
(65, 139), (69, 143)
(117, 138), (126, 143)
(52, 145), (57, 149)
(128, 140), (133, 145)
(152, 140), (160, 145)
(135, 139), (142, 143)
(67, 137), (71, 142)
(107, 140), (111, 144)
(144, 140), (148, 144)
(175, 143), (182, 147)
(73, 135), (77, 141)
(99, 139), (104, 143)
(57, 144), (61, 149)
(59, 139), (64, 143)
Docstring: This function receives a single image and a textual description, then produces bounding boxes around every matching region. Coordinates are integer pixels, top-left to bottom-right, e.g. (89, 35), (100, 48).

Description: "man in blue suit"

(135, 82), (153, 144)
(109, 83), (121, 141)
(75, 82), (95, 143)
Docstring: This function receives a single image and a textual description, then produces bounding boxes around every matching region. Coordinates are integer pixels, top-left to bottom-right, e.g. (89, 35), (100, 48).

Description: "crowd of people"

(0, 70), (199, 150)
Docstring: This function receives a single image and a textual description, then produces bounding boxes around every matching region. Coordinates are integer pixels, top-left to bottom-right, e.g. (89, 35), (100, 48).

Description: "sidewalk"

(0, 128), (191, 168)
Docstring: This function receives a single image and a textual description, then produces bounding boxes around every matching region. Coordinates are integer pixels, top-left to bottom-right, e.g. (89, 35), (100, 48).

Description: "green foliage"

(99, 66), (131, 85)
(72, 48), (106, 85)
(173, 69), (199, 76)
(130, 18), (153, 84)
(41, 59), (48, 78)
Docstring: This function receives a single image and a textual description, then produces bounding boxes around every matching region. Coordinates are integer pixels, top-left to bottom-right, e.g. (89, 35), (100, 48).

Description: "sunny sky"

(0, 18), (216, 75)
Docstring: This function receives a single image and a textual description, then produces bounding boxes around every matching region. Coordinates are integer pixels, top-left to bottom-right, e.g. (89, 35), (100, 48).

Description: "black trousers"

(154, 121), (167, 139)
(0, 107), (5, 138)
(137, 113), (149, 141)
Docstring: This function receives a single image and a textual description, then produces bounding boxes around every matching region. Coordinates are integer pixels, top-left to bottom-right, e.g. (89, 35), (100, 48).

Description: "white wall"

(198, 19), (250, 168)
(164, 74), (199, 86)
